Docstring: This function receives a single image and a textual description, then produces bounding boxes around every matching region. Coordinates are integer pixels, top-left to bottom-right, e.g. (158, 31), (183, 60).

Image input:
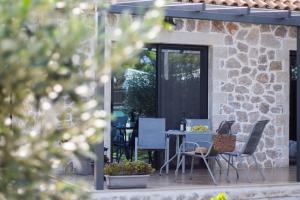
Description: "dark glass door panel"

(290, 51), (297, 141)
(111, 47), (157, 161)
(158, 45), (208, 130)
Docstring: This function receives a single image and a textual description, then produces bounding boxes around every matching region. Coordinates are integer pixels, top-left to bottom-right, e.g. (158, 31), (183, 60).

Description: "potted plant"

(104, 161), (154, 189)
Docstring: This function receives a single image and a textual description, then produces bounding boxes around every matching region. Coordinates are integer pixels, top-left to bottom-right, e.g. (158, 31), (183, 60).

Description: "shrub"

(211, 193), (227, 200)
(104, 161), (154, 176)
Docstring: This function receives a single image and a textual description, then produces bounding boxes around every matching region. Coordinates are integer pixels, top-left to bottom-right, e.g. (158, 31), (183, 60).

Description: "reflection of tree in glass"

(123, 50), (156, 116)
(164, 51), (200, 80)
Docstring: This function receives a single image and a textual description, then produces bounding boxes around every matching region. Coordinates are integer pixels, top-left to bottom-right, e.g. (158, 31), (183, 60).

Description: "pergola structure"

(95, 0), (300, 190)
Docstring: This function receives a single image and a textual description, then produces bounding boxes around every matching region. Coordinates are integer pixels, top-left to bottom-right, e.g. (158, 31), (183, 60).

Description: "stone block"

(242, 102), (254, 111)
(237, 42), (248, 53)
(256, 73), (269, 84)
(234, 95), (244, 102)
(228, 47), (237, 55)
(249, 112), (260, 123)
(249, 48), (258, 58)
(265, 137), (275, 148)
(236, 29), (248, 40)
(258, 55), (267, 64)
(270, 61), (282, 71)
(174, 19), (184, 31)
(228, 69), (239, 78)
(263, 95), (275, 104)
(221, 83), (234, 92)
(251, 96), (262, 103)
(186, 19), (195, 32)
(261, 34), (281, 49)
(245, 28), (259, 45)
(275, 26), (288, 38)
(236, 111), (248, 122)
(252, 83), (264, 95)
(237, 53), (248, 64)
(241, 66), (251, 74)
(238, 76), (252, 86)
(267, 50), (275, 60)
(225, 57), (241, 69)
(259, 102), (270, 114)
(260, 24), (271, 33)
(211, 21), (225, 33)
(229, 102), (241, 109)
(224, 35), (233, 45)
(197, 20), (210, 32)
(235, 85), (249, 94)
(289, 27), (297, 38)
(226, 22), (239, 35)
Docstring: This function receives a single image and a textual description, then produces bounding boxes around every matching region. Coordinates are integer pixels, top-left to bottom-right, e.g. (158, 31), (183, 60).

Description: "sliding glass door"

(111, 44), (208, 161)
(158, 45), (208, 130)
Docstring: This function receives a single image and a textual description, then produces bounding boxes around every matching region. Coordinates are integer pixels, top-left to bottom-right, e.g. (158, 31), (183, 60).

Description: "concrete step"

(91, 182), (300, 200)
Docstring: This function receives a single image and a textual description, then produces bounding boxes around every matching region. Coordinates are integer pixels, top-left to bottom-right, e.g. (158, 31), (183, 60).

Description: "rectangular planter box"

(105, 175), (150, 189)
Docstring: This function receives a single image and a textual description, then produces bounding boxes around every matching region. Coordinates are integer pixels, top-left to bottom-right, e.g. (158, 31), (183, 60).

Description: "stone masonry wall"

(108, 14), (297, 168)
(173, 19), (296, 168)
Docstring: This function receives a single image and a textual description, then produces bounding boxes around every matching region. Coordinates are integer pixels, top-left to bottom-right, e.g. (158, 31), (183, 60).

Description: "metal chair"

(222, 120), (269, 182)
(134, 118), (166, 161)
(111, 116), (128, 162)
(175, 119), (222, 185)
(175, 139), (220, 185)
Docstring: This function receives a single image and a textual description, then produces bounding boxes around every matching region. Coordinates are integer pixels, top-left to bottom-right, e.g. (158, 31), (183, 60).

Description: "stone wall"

(107, 14), (297, 168)
(173, 19), (296, 168)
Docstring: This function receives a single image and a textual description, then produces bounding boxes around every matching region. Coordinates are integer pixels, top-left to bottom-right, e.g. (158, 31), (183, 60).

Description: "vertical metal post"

(296, 26), (300, 182)
(95, 137), (104, 190)
(94, 8), (104, 190)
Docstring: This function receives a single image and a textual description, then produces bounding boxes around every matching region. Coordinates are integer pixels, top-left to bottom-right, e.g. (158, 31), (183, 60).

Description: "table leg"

(166, 136), (170, 174)
(182, 135), (186, 173)
(160, 135), (171, 175)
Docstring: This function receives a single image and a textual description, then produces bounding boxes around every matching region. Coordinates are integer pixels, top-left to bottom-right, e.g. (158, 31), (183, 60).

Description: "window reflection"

(162, 49), (201, 81)
(112, 47), (157, 119)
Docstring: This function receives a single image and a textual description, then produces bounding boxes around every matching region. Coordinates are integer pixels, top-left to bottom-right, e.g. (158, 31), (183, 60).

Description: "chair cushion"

(195, 147), (208, 154)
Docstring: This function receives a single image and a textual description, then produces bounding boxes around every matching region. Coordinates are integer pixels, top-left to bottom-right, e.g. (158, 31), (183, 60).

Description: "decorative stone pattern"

(107, 14), (296, 168)
(166, 20), (295, 169)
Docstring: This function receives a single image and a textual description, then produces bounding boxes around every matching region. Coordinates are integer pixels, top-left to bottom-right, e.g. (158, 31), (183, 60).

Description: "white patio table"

(159, 130), (212, 175)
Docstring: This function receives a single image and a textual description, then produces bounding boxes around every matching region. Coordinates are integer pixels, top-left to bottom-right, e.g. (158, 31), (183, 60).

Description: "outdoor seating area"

(98, 117), (272, 189)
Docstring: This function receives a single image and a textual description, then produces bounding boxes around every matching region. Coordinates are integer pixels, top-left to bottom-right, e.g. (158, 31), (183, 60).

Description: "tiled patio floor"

(63, 166), (297, 190)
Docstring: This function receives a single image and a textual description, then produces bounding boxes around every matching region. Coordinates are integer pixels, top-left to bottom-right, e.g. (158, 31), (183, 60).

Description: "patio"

(65, 167), (297, 189)
(62, 166), (300, 199)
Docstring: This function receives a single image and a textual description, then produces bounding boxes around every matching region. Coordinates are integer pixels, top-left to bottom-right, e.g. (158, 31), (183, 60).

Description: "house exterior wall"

(107, 14), (297, 168)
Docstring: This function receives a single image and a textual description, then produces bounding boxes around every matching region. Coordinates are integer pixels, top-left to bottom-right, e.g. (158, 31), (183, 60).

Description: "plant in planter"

(104, 161), (154, 189)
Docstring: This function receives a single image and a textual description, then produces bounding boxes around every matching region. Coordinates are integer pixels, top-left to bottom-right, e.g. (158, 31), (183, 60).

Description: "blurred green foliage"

(0, 0), (163, 199)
